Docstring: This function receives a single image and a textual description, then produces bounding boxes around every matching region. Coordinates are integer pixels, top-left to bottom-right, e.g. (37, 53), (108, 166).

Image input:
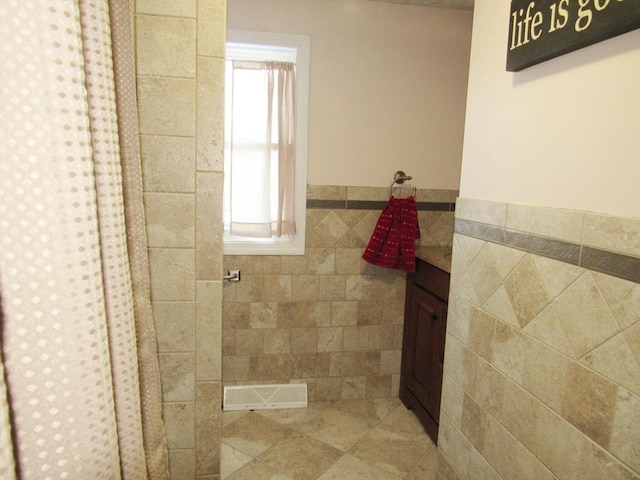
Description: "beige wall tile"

(302, 352), (330, 377)
(308, 248), (336, 274)
(491, 321), (527, 385)
(329, 352), (380, 377)
(503, 255), (550, 328)
(291, 275), (319, 301)
(144, 193), (195, 248)
(343, 326), (369, 352)
(196, 172), (223, 281)
(137, 76), (195, 136)
(440, 376), (464, 428)
(455, 197), (507, 227)
(264, 329), (291, 354)
(335, 248), (363, 274)
(582, 213), (640, 257)
(341, 376), (366, 399)
(313, 211), (350, 246)
(521, 338), (568, 412)
(575, 440), (639, 480)
(443, 334), (479, 396)
(467, 306), (495, 361)
(136, 0), (196, 16)
(154, 302), (196, 352)
(196, 281), (222, 380)
(280, 255), (308, 274)
(149, 248), (195, 301)
(379, 349), (401, 375)
(315, 377), (342, 401)
(222, 356), (249, 382)
(347, 186), (387, 201)
(197, 0), (226, 58)
(164, 402), (196, 449)
(159, 353), (196, 402)
(290, 328), (317, 354)
(141, 135), (195, 193)
(437, 416), (471, 479)
(169, 449), (196, 480)
(263, 275), (292, 302)
(317, 327), (344, 352)
(467, 244), (503, 306)
(196, 382), (221, 476)
(581, 332), (640, 395)
(197, 56), (224, 172)
(318, 275), (346, 301)
(249, 303), (278, 329)
(365, 375), (391, 398)
(506, 204), (583, 243)
(561, 362), (618, 448)
(307, 185), (347, 200)
(482, 415), (554, 480)
(235, 276), (264, 303)
(330, 301), (358, 326)
(136, 15), (195, 77)
(593, 272), (640, 330)
(609, 388), (640, 470)
(460, 393), (487, 452)
(555, 272), (620, 358)
(235, 329), (264, 355)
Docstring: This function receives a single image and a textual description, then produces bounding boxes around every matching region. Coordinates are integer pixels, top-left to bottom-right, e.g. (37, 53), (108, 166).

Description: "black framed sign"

(506, 0), (640, 72)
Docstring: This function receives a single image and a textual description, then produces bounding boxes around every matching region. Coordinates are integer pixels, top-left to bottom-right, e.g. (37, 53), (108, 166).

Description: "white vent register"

(223, 383), (308, 411)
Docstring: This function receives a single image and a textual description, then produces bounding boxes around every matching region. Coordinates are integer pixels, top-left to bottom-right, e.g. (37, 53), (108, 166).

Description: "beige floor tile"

(256, 402), (327, 427)
(331, 397), (400, 427)
(379, 403), (429, 440)
(225, 459), (296, 480)
(405, 442), (439, 480)
(221, 443), (252, 479)
(297, 408), (373, 451)
(222, 412), (294, 457)
(349, 426), (432, 477)
(257, 431), (343, 480)
(222, 399), (434, 480)
(317, 454), (403, 480)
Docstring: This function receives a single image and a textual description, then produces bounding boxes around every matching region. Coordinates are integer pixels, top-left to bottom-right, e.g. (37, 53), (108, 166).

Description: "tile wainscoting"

(439, 197), (639, 479)
(222, 185), (458, 401)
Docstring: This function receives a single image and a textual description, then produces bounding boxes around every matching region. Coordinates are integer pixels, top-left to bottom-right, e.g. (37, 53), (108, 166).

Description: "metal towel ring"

(388, 171), (417, 198)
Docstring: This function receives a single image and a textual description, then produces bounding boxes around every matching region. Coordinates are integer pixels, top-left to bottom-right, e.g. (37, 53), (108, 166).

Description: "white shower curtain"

(0, 1), (169, 479)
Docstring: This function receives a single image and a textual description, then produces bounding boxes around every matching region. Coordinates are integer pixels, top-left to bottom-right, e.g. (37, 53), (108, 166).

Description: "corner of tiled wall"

(222, 185), (458, 402)
(439, 197), (640, 479)
(135, 0), (226, 478)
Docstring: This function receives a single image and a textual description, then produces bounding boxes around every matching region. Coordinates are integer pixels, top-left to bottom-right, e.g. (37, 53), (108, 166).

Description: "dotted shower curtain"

(0, 1), (169, 478)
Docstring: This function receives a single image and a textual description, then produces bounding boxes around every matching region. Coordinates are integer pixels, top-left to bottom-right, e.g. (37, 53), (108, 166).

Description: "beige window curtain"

(0, 1), (169, 479)
(228, 60), (297, 238)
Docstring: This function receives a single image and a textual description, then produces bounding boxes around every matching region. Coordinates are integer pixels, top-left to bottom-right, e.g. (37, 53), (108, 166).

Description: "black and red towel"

(361, 196), (420, 272)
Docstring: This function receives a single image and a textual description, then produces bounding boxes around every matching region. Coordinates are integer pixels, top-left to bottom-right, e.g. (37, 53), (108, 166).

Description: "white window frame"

(223, 30), (310, 256)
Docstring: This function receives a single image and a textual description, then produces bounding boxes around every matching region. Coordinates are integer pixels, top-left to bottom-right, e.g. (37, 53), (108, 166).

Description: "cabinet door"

(404, 282), (447, 422)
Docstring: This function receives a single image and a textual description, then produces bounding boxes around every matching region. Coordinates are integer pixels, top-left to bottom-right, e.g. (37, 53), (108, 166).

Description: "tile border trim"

(455, 218), (640, 284)
(307, 199), (455, 212)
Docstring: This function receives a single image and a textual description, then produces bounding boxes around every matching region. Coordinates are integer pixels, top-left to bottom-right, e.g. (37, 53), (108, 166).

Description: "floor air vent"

(223, 383), (308, 411)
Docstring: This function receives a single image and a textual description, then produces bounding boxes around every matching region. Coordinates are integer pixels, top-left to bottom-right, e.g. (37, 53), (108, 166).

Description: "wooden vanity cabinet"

(400, 257), (450, 444)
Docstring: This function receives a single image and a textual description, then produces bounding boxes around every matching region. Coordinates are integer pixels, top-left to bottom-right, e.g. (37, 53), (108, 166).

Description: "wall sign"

(506, 0), (640, 71)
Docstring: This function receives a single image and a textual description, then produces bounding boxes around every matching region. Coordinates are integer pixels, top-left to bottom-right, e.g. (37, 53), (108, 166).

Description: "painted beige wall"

(227, 0), (473, 189)
(460, 0), (640, 217)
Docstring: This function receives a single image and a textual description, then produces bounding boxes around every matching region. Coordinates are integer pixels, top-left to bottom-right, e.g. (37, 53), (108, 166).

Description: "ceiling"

(367, 0), (474, 9)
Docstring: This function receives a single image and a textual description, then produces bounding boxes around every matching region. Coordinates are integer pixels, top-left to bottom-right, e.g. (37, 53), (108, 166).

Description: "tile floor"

(221, 398), (439, 479)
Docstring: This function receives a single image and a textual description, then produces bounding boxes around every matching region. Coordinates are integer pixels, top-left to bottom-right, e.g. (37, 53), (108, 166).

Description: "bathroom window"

(223, 30), (310, 255)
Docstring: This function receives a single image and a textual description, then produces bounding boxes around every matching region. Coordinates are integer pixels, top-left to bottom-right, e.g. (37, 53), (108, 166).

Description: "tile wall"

(134, 1), (226, 479)
(438, 197), (640, 479)
(222, 185), (458, 401)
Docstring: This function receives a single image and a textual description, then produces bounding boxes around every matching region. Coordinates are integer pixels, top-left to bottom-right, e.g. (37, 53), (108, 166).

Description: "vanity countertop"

(415, 246), (452, 273)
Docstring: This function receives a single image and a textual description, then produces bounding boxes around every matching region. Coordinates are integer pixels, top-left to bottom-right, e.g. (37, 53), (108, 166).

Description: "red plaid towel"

(362, 196), (420, 272)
